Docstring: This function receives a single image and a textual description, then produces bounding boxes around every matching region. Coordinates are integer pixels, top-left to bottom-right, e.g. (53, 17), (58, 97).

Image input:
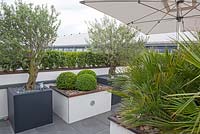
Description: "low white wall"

(0, 67), (125, 119)
(0, 67), (112, 86)
(110, 121), (136, 134)
(0, 89), (8, 119)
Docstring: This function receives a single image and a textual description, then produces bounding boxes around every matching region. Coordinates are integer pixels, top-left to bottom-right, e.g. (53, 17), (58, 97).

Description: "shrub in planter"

(78, 69), (97, 78)
(56, 72), (77, 89)
(75, 74), (97, 91)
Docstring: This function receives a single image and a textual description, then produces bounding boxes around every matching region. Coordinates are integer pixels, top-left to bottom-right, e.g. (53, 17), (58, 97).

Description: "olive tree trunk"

(26, 59), (39, 90)
(109, 66), (116, 78)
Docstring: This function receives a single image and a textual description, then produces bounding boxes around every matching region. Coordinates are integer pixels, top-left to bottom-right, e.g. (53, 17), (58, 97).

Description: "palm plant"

(113, 38), (200, 133)
(113, 51), (183, 130)
(161, 33), (200, 134)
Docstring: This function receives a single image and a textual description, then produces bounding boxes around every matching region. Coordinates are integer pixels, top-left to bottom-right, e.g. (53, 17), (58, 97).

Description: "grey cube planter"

(97, 75), (121, 105)
(7, 87), (53, 133)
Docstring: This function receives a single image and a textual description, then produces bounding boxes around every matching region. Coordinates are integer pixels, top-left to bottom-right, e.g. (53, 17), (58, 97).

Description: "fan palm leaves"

(112, 32), (200, 133)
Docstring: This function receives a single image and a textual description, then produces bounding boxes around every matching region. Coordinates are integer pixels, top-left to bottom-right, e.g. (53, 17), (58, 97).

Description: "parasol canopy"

(80, 0), (200, 35)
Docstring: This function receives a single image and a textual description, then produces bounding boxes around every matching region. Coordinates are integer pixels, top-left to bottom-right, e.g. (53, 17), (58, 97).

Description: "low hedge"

(0, 50), (108, 72)
(40, 50), (108, 70)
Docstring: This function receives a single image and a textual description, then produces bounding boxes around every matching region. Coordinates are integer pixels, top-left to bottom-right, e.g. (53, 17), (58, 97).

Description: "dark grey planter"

(7, 87), (53, 133)
(97, 75), (121, 105)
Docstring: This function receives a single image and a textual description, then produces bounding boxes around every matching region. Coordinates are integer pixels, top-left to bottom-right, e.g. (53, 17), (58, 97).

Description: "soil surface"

(50, 84), (112, 97)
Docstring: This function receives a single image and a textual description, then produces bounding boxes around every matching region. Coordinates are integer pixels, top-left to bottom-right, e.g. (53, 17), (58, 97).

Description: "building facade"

(52, 33), (177, 53)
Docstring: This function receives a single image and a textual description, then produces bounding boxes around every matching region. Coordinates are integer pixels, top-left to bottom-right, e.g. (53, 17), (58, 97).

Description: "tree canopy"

(0, 1), (60, 90)
(87, 16), (145, 75)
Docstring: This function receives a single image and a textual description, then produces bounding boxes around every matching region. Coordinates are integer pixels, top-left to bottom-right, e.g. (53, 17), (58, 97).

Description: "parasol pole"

(176, 0), (184, 49)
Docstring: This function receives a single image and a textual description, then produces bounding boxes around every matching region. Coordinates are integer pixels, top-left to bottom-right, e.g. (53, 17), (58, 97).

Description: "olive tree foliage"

(0, 1), (60, 90)
(87, 16), (145, 76)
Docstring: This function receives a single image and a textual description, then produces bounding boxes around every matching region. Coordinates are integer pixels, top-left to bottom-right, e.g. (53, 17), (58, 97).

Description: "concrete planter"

(110, 121), (137, 134)
(97, 75), (121, 105)
(0, 89), (8, 119)
(51, 86), (112, 124)
(7, 87), (52, 133)
(108, 116), (140, 134)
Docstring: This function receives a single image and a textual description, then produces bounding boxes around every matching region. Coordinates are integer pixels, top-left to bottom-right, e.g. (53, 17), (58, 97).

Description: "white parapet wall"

(0, 89), (8, 119)
(110, 121), (136, 134)
(0, 67), (112, 86)
(0, 67), (125, 119)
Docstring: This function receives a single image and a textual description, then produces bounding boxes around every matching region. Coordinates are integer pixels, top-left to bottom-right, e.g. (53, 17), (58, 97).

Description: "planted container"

(7, 87), (52, 133)
(50, 71), (112, 123)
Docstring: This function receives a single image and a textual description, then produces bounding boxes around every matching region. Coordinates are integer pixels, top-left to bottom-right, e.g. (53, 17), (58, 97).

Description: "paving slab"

(0, 104), (120, 134)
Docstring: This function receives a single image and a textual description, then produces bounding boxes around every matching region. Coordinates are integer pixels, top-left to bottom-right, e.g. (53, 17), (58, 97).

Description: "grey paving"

(0, 104), (120, 134)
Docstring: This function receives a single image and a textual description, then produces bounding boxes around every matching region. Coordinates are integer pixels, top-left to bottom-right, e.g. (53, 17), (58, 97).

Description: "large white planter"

(110, 121), (137, 134)
(0, 89), (8, 119)
(52, 89), (111, 124)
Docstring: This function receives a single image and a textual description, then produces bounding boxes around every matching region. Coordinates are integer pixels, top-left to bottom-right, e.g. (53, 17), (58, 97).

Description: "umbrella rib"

(127, 3), (176, 25)
(131, 17), (175, 24)
(138, 2), (176, 18)
(183, 14), (200, 18)
(146, 4), (177, 34)
(183, 3), (200, 17)
(81, 0), (170, 4)
(183, 2), (200, 14)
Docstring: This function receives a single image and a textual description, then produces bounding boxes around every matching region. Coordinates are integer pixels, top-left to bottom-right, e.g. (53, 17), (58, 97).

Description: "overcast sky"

(4, 0), (106, 36)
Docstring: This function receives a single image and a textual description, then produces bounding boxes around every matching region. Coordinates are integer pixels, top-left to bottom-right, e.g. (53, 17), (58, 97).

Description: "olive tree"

(87, 16), (145, 76)
(0, 1), (60, 90)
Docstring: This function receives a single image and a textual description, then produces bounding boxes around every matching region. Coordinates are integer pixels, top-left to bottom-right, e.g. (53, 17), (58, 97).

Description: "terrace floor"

(0, 104), (120, 134)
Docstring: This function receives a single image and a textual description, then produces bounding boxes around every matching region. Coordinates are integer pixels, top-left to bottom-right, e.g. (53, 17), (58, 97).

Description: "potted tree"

(87, 16), (145, 105)
(0, 1), (60, 133)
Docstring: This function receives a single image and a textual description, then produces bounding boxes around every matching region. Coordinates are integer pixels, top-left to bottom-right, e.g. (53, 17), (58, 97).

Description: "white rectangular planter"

(0, 89), (8, 119)
(53, 90), (111, 123)
(110, 121), (136, 134)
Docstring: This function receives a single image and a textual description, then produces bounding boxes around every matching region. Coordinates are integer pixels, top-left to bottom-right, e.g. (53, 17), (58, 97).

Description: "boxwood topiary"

(75, 74), (97, 91)
(77, 69), (96, 78)
(56, 72), (77, 89)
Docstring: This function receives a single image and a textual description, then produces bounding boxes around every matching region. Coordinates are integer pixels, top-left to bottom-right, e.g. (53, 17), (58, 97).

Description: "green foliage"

(40, 50), (66, 69)
(78, 69), (96, 78)
(0, 1), (60, 90)
(76, 52), (87, 68)
(40, 51), (107, 70)
(65, 52), (77, 68)
(0, 50), (108, 71)
(75, 74), (97, 91)
(87, 16), (145, 75)
(56, 72), (77, 89)
(112, 48), (200, 133)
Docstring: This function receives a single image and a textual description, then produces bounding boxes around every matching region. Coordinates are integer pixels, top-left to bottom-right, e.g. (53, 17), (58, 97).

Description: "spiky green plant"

(112, 39), (200, 133)
(161, 32), (200, 134)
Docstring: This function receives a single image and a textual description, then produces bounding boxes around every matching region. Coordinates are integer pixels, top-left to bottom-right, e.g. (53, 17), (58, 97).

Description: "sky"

(4, 0), (105, 36)
(3, 0), (192, 42)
